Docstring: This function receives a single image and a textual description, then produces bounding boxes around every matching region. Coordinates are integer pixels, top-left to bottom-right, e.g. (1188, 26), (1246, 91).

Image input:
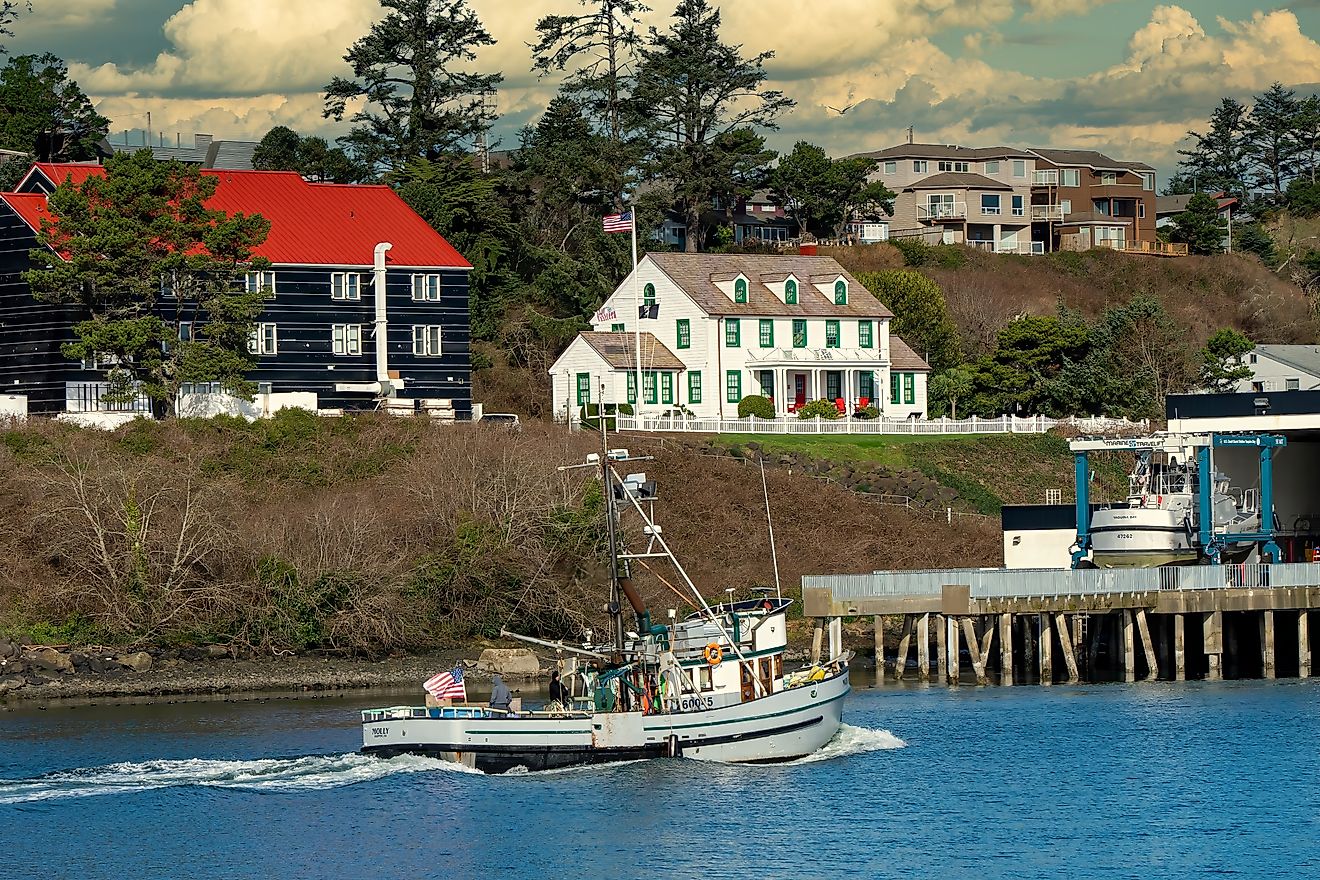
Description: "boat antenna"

(760, 457), (782, 599)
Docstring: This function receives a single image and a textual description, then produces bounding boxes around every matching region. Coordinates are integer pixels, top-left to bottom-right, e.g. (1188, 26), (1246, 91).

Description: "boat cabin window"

(740, 663), (755, 702)
(757, 657), (774, 695)
(698, 666), (714, 691)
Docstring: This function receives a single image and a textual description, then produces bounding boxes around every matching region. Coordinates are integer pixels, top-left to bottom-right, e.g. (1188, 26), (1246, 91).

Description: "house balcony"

(1032, 170), (1059, 186)
(917, 202), (967, 221)
(1031, 204), (1064, 221)
(1100, 239), (1189, 257)
(967, 240), (1046, 255)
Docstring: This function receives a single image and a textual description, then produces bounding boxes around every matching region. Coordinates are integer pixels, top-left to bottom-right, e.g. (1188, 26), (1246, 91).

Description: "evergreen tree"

(1168, 192), (1227, 255)
(965, 313), (1089, 417)
(1233, 221), (1278, 265)
(531, 0), (648, 145)
(0, 53), (109, 161)
(295, 137), (361, 183)
(0, 1), (28, 54)
(251, 126), (302, 171)
(768, 142), (895, 238)
(632, 0), (793, 251)
(1198, 328), (1254, 392)
(324, 0), (503, 175)
(1177, 97), (1250, 199)
(513, 97), (618, 249)
(1244, 82), (1304, 202)
(1160, 171), (1196, 196)
(1295, 95), (1320, 186)
(24, 151), (272, 414)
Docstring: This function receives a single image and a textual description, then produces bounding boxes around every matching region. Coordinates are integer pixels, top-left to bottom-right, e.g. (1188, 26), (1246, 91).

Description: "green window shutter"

(734, 277), (748, 303)
(661, 372), (674, 404)
(644, 371), (658, 404)
(826, 320), (840, 348)
(725, 318), (740, 347)
(759, 319), (774, 348)
(576, 373), (591, 406)
(785, 279), (797, 304)
(643, 283), (657, 307)
(904, 372), (915, 405)
(793, 319), (806, 348)
(726, 370), (741, 403)
(611, 323), (625, 332)
(859, 320), (873, 348)
(688, 371), (702, 404)
(676, 319), (690, 349)
(890, 372), (900, 405)
(834, 279), (847, 305)
(627, 372), (637, 405)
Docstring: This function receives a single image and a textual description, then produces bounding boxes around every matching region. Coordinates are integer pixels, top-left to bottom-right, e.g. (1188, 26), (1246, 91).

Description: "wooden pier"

(803, 563), (1319, 684)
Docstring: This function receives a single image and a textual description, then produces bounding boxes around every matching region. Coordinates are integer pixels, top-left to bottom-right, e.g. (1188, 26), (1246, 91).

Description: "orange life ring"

(704, 643), (723, 666)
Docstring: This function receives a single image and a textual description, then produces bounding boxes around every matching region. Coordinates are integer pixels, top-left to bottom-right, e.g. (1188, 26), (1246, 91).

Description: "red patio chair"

(834, 397), (846, 414)
(857, 396), (870, 410)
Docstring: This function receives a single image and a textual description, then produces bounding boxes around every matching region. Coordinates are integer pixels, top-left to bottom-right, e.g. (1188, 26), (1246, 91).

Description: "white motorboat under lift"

(1070, 432), (1287, 568)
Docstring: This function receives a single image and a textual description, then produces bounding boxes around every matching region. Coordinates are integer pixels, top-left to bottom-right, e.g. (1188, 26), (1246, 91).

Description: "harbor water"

(2, 674), (1319, 879)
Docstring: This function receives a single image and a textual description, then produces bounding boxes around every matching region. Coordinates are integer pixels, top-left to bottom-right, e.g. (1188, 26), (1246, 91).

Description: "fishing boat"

(1088, 440), (1260, 568)
(360, 433), (850, 774)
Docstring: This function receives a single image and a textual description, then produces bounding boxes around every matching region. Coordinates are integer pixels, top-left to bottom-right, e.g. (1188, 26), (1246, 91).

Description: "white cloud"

(25, 0), (118, 29)
(1018, 0), (1118, 20)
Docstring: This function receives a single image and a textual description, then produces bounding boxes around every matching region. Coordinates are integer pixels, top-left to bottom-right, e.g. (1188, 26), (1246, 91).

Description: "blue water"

(2, 678), (1319, 879)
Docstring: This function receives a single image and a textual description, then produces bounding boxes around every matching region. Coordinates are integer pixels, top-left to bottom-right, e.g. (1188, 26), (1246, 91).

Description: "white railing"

(917, 202), (967, 220)
(806, 562), (1320, 602)
(614, 414), (1149, 436)
(968, 240), (1046, 255)
(1032, 170), (1059, 186)
(1031, 204), (1064, 221)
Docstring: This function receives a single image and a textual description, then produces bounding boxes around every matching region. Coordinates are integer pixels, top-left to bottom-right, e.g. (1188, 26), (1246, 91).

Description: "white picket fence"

(613, 413), (1148, 436)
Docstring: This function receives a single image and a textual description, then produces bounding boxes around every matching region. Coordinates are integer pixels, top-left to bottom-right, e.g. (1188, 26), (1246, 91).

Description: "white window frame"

(1286, 377), (1301, 391)
(1141, 172), (1155, 191)
(331, 272), (361, 301)
(412, 324), (442, 357)
(1101, 172), (1117, 186)
(332, 323), (362, 356)
(160, 272), (179, 298)
(249, 323), (278, 355)
(984, 160), (1000, 174)
(245, 270), (276, 298)
(1012, 160), (1026, 178)
(980, 193), (1002, 215)
(913, 160), (928, 173)
(179, 322), (193, 342)
(1060, 199), (1072, 215)
(1138, 203), (1146, 219)
(937, 160), (970, 173)
(1011, 195), (1025, 217)
(1061, 169), (1080, 187)
(883, 161), (896, 174)
(411, 273), (442, 301)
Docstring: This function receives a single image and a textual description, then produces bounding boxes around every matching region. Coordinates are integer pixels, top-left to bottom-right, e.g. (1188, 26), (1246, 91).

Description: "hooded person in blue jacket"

(489, 675), (513, 713)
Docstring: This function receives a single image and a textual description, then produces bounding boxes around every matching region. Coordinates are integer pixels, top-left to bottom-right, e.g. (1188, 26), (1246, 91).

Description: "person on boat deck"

(548, 671), (567, 707)
(489, 675), (513, 713)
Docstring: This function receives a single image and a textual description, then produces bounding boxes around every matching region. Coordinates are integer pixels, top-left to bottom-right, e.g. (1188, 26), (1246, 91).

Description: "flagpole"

(630, 210), (642, 417)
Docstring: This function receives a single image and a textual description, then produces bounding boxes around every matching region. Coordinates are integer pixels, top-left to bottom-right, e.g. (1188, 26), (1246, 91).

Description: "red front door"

(794, 374), (806, 407)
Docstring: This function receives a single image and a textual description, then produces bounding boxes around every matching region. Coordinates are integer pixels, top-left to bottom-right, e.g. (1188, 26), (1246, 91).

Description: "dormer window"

(643, 282), (657, 308)
(734, 277), (748, 303)
(785, 278), (798, 304)
(834, 279), (847, 305)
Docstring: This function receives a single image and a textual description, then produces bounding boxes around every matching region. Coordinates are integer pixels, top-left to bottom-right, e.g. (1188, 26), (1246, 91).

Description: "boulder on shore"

(25, 647), (74, 674)
(0, 674), (26, 695)
(117, 651), (153, 672)
(476, 647), (541, 678)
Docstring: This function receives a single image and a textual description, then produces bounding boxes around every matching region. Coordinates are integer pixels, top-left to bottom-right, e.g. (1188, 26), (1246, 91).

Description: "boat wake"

(0, 752), (475, 805)
(788, 723), (906, 764)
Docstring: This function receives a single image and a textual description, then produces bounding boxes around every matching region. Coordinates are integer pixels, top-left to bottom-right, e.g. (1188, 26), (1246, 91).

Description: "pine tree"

(1177, 98), (1250, 199)
(324, 0), (503, 175)
(0, 53), (109, 161)
(1168, 192), (1228, 255)
(632, 0), (793, 251)
(1198, 328), (1254, 392)
(1244, 82), (1304, 202)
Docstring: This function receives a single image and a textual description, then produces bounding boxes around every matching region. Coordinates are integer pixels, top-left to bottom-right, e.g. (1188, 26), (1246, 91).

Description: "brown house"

(1027, 148), (1157, 252)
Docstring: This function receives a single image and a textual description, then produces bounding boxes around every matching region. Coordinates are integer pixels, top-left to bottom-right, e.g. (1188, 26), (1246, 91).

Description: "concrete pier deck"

(804, 563), (1318, 684)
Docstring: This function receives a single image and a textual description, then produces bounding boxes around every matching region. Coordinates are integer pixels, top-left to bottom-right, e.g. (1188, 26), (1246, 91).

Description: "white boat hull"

(362, 666), (849, 773)
(1090, 507), (1197, 567)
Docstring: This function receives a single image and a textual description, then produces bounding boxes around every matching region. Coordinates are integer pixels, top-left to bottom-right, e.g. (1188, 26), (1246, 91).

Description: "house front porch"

(745, 352), (887, 417)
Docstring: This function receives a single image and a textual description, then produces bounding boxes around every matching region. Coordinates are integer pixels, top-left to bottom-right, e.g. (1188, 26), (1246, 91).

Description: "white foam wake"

(0, 752), (475, 805)
(788, 723), (906, 764)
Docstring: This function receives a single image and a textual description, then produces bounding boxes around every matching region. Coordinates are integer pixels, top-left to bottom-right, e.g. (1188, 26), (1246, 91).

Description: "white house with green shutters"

(549, 253), (929, 421)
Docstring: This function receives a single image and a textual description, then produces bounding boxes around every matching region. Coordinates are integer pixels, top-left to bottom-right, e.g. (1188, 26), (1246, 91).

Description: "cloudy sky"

(11, 0), (1320, 181)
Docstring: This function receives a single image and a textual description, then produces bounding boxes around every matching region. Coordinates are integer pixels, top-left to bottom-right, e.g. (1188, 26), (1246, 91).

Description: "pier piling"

(1174, 614), (1187, 681)
(999, 613), (1014, 686)
(1301, 611), (1312, 679)
(1261, 611), (1276, 680)
(1039, 614), (1053, 685)
(917, 613), (931, 682)
(1205, 611), (1223, 681)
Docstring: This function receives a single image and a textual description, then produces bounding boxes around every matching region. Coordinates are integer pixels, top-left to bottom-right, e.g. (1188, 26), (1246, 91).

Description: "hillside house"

(852, 144), (1039, 254)
(1027, 148), (1157, 252)
(1235, 346), (1320, 393)
(0, 163), (473, 420)
(548, 253), (929, 422)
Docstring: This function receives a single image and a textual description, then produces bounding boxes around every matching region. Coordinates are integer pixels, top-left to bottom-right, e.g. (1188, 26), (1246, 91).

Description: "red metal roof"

(4, 163), (471, 269)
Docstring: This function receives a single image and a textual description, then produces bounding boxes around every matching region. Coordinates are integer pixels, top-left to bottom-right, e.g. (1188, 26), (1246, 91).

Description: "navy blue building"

(0, 163), (473, 418)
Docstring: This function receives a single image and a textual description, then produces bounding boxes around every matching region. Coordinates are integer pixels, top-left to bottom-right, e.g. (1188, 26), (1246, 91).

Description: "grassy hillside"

(0, 413), (1002, 652)
(823, 243), (1315, 359)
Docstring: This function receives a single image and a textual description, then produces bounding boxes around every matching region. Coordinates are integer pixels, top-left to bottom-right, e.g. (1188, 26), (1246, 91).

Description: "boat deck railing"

(362, 704), (596, 723)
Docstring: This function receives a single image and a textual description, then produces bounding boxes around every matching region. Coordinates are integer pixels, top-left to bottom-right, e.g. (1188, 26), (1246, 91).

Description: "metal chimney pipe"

(373, 242), (394, 394)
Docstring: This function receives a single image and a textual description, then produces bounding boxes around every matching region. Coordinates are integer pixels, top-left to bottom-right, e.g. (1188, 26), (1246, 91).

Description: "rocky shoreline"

(0, 641), (550, 707)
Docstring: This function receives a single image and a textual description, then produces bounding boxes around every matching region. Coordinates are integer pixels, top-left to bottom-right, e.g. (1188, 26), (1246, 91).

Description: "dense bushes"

(736, 395), (775, 419)
(796, 400), (840, 420)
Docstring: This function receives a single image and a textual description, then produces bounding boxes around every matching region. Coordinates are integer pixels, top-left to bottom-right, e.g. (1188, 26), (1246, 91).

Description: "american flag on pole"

(602, 210), (633, 233)
(423, 667), (467, 700)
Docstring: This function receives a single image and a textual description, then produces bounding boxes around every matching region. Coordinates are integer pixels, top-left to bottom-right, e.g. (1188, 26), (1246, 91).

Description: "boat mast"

(598, 383), (625, 656)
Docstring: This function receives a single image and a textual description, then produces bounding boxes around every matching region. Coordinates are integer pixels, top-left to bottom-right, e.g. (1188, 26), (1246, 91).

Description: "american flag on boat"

(423, 667), (466, 700)
(602, 210), (633, 233)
